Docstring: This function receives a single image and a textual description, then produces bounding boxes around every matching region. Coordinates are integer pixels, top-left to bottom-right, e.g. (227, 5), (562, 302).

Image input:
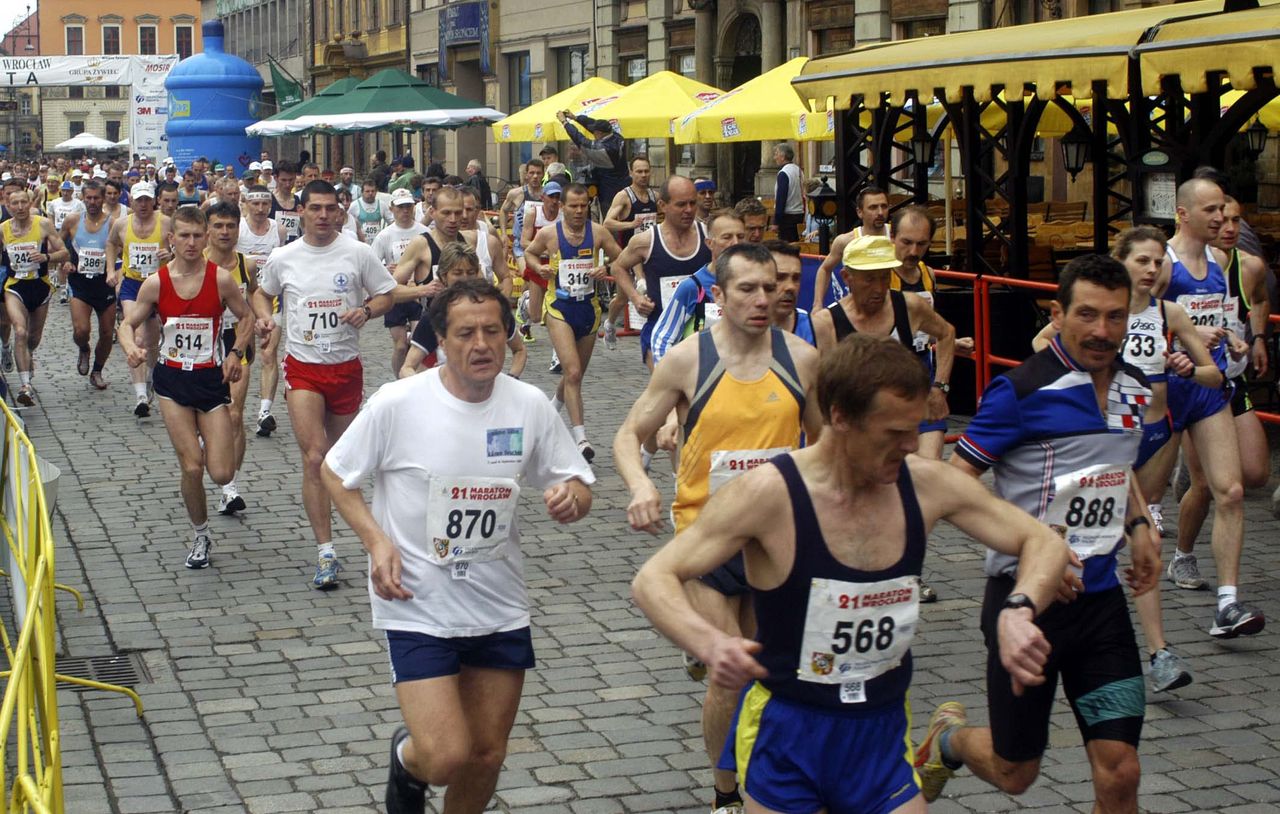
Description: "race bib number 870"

(424, 475), (520, 566)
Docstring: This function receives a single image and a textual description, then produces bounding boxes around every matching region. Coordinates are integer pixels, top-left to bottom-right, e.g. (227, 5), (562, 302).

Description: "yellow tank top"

(672, 329), (805, 533)
(890, 261), (935, 294)
(121, 215), (164, 281)
(2, 217), (47, 281)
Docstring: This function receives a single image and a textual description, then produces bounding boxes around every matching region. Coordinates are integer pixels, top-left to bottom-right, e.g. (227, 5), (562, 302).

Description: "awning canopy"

(793, 0), (1274, 108)
(1135, 2), (1280, 95)
(573, 71), (722, 139)
(492, 76), (624, 143)
(674, 58), (823, 144)
(248, 76), (364, 136)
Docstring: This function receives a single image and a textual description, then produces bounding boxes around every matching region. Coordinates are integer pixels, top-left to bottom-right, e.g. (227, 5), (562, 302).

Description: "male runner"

(498, 158), (544, 262)
(615, 243), (823, 813)
(633, 333), (1067, 814)
(252, 180), (396, 589)
(648, 209), (745, 364)
(811, 185), (891, 312)
(459, 186), (508, 294)
(1154, 178), (1260, 637)
(238, 184), (288, 436)
(693, 178), (717, 226)
(323, 278), (592, 814)
(764, 240), (814, 344)
(734, 197), (769, 245)
(1, 187), (69, 404)
(524, 182), (623, 461)
(156, 181), (181, 219)
(518, 182), (564, 343)
(336, 166), (358, 199)
(103, 180), (130, 222)
(47, 179), (85, 232)
(107, 181), (173, 416)
(117, 206), (254, 569)
(269, 161), (303, 244)
(60, 181), (116, 390)
(601, 154), (658, 348)
(351, 179), (392, 244)
(178, 170), (205, 208)
(205, 201), (259, 515)
(918, 254), (1161, 810)
(373, 189), (430, 373)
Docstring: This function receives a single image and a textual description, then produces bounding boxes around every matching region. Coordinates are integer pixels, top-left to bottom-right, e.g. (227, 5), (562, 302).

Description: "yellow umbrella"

(676, 58), (826, 143)
(575, 71), (723, 139)
(1219, 90), (1280, 133)
(492, 76), (624, 143)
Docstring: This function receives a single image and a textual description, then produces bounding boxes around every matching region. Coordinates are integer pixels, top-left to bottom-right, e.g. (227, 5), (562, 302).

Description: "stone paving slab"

(10, 299), (1280, 813)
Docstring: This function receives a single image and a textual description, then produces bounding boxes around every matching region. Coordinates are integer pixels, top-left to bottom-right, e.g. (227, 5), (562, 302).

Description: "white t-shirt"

(257, 236), (396, 364)
(236, 218), (281, 267)
(325, 369), (596, 637)
(48, 198), (85, 231)
(371, 222), (428, 269)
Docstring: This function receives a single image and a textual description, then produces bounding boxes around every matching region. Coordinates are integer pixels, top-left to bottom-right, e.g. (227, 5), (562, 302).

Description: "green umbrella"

(248, 76), (363, 135)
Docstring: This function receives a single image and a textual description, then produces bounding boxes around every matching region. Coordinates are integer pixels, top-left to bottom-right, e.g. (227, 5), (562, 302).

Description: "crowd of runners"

(1, 131), (1274, 814)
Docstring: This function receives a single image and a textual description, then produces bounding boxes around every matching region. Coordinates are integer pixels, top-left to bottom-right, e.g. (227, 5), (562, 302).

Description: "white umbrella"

(52, 132), (118, 151)
(114, 138), (129, 148)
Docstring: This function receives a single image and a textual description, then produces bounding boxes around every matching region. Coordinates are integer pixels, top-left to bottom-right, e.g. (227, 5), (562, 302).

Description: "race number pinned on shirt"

(799, 576), (918, 695)
(361, 221), (381, 242)
(1044, 464), (1129, 561)
(129, 242), (160, 278)
(7, 241), (39, 279)
(708, 447), (790, 494)
(300, 296), (345, 353)
(659, 275), (690, 309)
(277, 212), (301, 238)
(633, 212), (657, 233)
(557, 256), (594, 300)
(704, 301), (723, 327)
(425, 476), (521, 566)
(77, 247), (106, 277)
(161, 316), (217, 370)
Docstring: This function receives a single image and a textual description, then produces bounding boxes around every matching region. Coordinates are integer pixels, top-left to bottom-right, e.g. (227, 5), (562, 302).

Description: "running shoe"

(578, 438), (595, 463)
(711, 805), (743, 814)
(385, 726), (427, 814)
(59, 286), (69, 305)
(919, 581), (938, 604)
(1149, 648), (1193, 693)
(603, 319), (618, 350)
(683, 652), (707, 682)
(256, 412), (277, 438)
(1147, 503), (1164, 536)
(914, 701), (967, 802)
(2, 345), (12, 373)
(185, 534), (212, 569)
(15, 385), (34, 407)
(77, 347), (90, 376)
(549, 351), (562, 374)
(313, 554), (342, 590)
(519, 324), (535, 343)
(218, 489), (246, 515)
(133, 395), (150, 418)
(1210, 602), (1265, 639)
(1167, 554), (1205, 590)
(89, 371), (108, 390)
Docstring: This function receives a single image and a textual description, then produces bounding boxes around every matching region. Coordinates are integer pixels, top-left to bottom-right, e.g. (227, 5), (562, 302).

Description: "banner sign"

(439, 1), (490, 81)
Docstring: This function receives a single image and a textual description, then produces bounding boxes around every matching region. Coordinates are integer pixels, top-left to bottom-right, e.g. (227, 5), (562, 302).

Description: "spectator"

(389, 155), (420, 192)
(772, 143), (805, 242)
(465, 159), (493, 209)
(368, 149), (390, 192)
(556, 111), (628, 209)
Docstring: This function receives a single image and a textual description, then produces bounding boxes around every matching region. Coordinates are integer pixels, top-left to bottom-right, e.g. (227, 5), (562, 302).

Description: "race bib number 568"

(798, 575), (917, 695)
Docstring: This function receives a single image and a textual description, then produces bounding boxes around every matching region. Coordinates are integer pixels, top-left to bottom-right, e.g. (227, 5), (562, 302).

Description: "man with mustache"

(811, 185), (890, 311)
(764, 240), (813, 345)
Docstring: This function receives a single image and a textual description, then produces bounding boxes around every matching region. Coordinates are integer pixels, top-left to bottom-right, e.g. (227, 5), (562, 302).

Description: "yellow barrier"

(0, 401), (142, 814)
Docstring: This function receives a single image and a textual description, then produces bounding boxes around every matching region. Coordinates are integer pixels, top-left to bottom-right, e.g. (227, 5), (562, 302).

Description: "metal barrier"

(0, 402), (142, 814)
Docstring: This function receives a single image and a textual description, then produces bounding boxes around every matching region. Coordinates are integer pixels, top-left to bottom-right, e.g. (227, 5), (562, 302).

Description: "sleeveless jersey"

(550, 222), (596, 301)
(177, 188), (202, 208)
(1, 218), (48, 281)
(642, 222), (711, 323)
(1124, 298), (1168, 384)
(474, 226), (495, 282)
(270, 193), (302, 243)
(620, 186), (658, 246)
(827, 289), (913, 349)
(1163, 244), (1227, 370)
(673, 328), (806, 533)
(1222, 248), (1251, 379)
(217, 253), (250, 326)
(157, 261), (224, 370)
(121, 215), (164, 281)
(891, 263), (936, 355)
(237, 218), (281, 267)
(511, 186), (536, 258)
(71, 213), (112, 279)
(755, 453), (925, 711)
(353, 198), (385, 243)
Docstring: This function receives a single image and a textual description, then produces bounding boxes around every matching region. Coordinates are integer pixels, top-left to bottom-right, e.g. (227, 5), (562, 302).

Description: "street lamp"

(1246, 119), (1268, 158)
(1060, 129), (1090, 181)
(807, 176), (838, 254)
(910, 128), (935, 169)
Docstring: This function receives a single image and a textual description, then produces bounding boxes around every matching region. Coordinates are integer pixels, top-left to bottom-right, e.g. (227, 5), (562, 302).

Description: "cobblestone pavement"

(13, 299), (1280, 813)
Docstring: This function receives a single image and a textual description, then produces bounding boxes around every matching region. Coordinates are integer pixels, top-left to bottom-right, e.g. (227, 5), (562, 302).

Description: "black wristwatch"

(1124, 517), (1151, 535)
(1001, 593), (1036, 615)
(932, 381), (950, 394)
(362, 304), (373, 319)
(229, 347), (244, 359)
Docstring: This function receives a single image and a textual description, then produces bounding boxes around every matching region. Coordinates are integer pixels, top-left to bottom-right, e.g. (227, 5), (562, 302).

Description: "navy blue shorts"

(698, 552), (751, 597)
(118, 276), (144, 303)
(1134, 415), (1173, 469)
(152, 364), (231, 413)
(1168, 373), (1231, 433)
(720, 682), (920, 814)
(385, 627), (534, 684)
(546, 296), (601, 340)
(69, 273), (117, 315)
(384, 300), (423, 328)
(640, 318), (656, 363)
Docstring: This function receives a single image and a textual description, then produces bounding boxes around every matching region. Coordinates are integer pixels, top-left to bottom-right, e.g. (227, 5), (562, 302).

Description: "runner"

(518, 182), (564, 344)
(238, 184), (288, 437)
(178, 170), (205, 208)
(498, 158), (544, 267)
(60, 180), (116, 390)
(251, 179), (397, 590)
(264, 160), (305, 433)
(458, 186), (509, 294)
(321, 277), (592, 814)
(633, 333), (1067, 814)
(399, 243), (527, 380)
(734, 197), (769, 245)
(1154, 178), (1261, 637)
(117, 206), (254, 569)
(350, 179), (392, 245)
(810, 185), (890, 312)
(615, 243), (823, 814)
(764, 240), (814, 344)
(917, 254), (1161, 808)
(523, 182), (623, 461)
(1, 187), (69, 404)
(373, 188), (430, 374)
(601, 154), (658, 349)
(693, 178), (717, 226)
(107, 181), (173, 416)
(155, 181), (180, 219)
(47, 179), (85, 232)
(103, 179), (131, 222)
(204, 201), (259, 515)
(269, 161), (303, 245)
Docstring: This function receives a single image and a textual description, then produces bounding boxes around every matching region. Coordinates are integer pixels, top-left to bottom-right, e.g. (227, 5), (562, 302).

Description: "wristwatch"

(1001, 593), (1036, 615)
(362, 304), (373, 319)
(229, 347), (244, 359)
(932, 381), (950, 394)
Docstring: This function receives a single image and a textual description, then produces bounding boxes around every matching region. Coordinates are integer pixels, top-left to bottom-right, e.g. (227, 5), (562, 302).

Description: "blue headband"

(694, 179), (716, 192)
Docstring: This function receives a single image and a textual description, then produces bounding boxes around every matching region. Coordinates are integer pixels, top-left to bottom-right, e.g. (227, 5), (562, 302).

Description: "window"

(507, 52), (533, 180)
(69, 86), (84, 99)
(65, 25), (84, 55)
(70, 121), (86, 137)
(625, 56), (646, 85)
(106, 86), (122, 99)
(106, 121), (122, 142)
(139, 25), (157, 55)
(176, 26), (193, 59)
(389, 0), (403, 26)
(557, 45), (589, 90)
(816, 28), (854, 54)
(369, 0), (380, 30)
(103, 25), (121, 54)
(18, 94), (30, 115)
(351, 0), (361, 31)
(19, 131), (31, 149)
(899, 17), (945, 39)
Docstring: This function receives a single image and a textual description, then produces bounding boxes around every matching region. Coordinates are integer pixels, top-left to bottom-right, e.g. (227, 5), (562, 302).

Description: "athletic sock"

(939, 727), (963, 770)
(641, 449), (653, 471)
(19, 372), (30, 386)
(1218, 585), (1237, 612)
(192, 521), (209, 540)
(396, 738), (409, 768)
(571, 425), (586, 443)
(1173, 549), (1193, 562)
(317, 542), (336, 559)
(222, 478), (238, 496)
(259, 398), (272, 417)
(133, 382), (148, 399)
(550, 396), (564, 414)
(713, 787), (741, 811)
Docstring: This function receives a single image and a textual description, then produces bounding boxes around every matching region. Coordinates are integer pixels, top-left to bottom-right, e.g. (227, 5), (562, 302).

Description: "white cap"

(0, 173), (11, 181)
(340, 166), (354, 174)
(70, 169), (83, 178)
(130, 182), (155, 199)
(92, 168), (108, 178)
(249, 161), (262, 171)
(261, 160), (273, 170)
(390, 188), (415, 206)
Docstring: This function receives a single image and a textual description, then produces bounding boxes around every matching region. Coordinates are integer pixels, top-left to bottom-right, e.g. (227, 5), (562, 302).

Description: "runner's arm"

(105, 220), (123, 286)
(811, 236), (846, 313)
(399, 344), (426, 379)
(909, 294), (956, 420)
(1030, 322), (1057, 352)
(1165, 301), (1227, 388)
(506, 331), (527, 379)
(1243, 252), (1270, 376)
(602, 190), (632, 234)
(614, 348), (691, 533)
(321, 463), (413, 601)
(117, 276), (161, 365)
(40, 220), (69, 265)
(523, 226), (553, 281)
(790, 340), (825, 442)
(610, 232), (652, 310)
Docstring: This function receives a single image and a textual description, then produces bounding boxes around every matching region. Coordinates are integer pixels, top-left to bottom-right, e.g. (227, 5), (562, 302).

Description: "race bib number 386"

(798, 575), (917, 694)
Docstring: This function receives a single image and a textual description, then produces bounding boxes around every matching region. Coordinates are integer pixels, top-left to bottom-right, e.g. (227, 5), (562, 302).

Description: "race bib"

(277, 212), (301, 238)
(1122, 326), (1167, 377)
(1044, 464), (1129, 561)
(424, 475), (520, 566)
(912, 290), (935, 354)
(300, 296), (345, 352)
(799, 575), (918, 692)
(1175, 292), (1223, 330)
(708, 446), (790, 494)
(659, 275), (690, 309)
(704, 301), (723, 327)
(361, 221), (381, 241)
(77, 247), (106, 277)
(393, 238), (415, 261)
(7, 241), (39, 279)
(633, 212), (657, 233)
(557, 256), (594, 300)
(161, 316), (217, 370)
(129, 242), (160, 277)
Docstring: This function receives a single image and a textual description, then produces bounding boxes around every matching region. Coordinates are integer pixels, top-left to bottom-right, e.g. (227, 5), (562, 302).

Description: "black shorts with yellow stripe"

(4, 277), (53, 313)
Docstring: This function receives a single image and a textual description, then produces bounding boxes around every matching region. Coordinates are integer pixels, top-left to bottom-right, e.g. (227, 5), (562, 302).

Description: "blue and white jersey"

(1162, 244), (1227, 370)
(956, 336), (1151, 593)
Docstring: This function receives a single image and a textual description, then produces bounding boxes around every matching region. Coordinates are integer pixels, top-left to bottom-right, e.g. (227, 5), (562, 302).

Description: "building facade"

(0, 10), (43, 158)
(38, 0), (202, 151)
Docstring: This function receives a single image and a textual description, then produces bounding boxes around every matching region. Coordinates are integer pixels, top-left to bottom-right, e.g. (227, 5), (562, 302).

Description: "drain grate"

(56, 654), (150, 690)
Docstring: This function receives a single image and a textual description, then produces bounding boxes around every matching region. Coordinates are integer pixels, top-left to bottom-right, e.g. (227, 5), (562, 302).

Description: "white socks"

(317, 542), (336, 559)
(571, 425), (586, 443)
(1218, 586), (1237, 612)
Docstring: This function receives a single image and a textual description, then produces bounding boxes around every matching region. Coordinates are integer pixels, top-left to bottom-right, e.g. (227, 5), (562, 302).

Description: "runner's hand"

(1165, 350), (1194, 378)
(704, 636), (767, 691)
(631, 293), (655, 318)
(1055, 549), (1085, 604)
(926, 388), (949, 422)
(1125, 523), (1160, 597)
(221, 355), (242, 384)
(1251, 338), (1268, 377)
(626, 481), (666, 535)
(1195, 324), (1226, 349)
(1226, 333), (1248, 361)
(368, 538), (412, 601)
(655, 420), (679, 452)
(255, 317), (275, 346)
(589, 264), (609, 280)
(125, 346), (145, 368)
(340, 307), (368, 328)
(955, 336), (975, 356)
(997, 607), (1050, 697)
(544, 482), (581, 523)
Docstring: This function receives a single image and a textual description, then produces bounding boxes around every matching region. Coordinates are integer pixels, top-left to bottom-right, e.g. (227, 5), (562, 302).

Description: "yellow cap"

(842, 235), (900, 271)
